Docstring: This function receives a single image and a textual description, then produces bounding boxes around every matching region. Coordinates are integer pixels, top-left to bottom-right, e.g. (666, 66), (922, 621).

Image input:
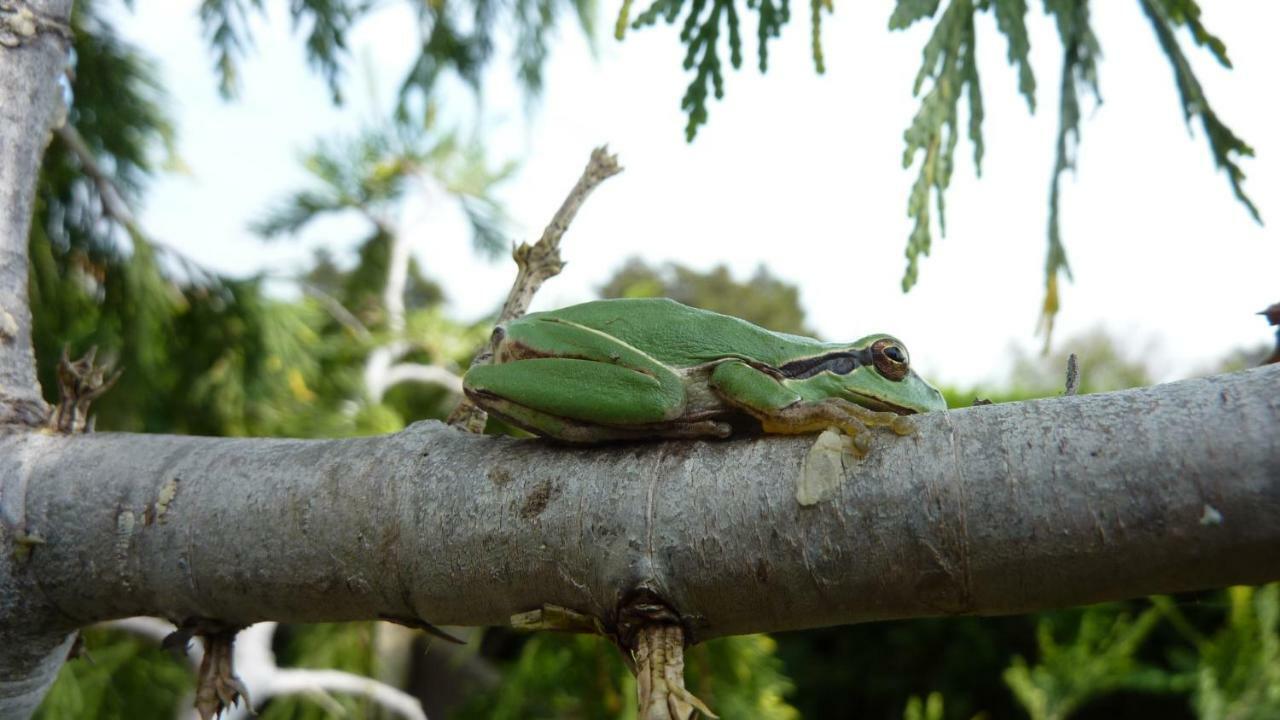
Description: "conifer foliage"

(619, 0), (1259, 335)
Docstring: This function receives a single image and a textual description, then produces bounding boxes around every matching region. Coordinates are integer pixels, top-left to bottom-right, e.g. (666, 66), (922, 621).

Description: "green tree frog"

(463, 298), (946, 452)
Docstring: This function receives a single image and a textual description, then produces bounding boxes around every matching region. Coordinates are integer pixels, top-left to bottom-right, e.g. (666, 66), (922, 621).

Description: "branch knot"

(48, 345), (121, 433)
(0, 0), (72, 48)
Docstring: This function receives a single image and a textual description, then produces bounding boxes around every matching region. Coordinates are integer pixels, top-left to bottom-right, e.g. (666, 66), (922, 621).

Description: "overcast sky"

(114, 1), (1279, 387)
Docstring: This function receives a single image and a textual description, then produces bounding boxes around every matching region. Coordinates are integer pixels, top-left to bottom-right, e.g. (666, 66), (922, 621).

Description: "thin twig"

(447, 146), (622, 432)
(1259, 302), (1280, 366)
(382, 362), (462, 396)
(55, 124), (137, 228)
(298, 281), (373, 342)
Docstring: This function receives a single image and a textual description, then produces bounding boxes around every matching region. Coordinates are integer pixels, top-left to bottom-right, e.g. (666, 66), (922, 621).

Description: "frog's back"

(519, 298), (827, 367)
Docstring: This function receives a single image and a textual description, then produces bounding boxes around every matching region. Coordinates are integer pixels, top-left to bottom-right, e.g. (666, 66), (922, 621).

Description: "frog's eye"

(871, 339), (910, 381)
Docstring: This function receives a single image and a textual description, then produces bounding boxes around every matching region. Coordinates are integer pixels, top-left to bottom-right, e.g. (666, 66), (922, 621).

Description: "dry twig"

(48, 345), (121, 433)
(1064, 353), (1080, 396)
(447, 146), (622, 432)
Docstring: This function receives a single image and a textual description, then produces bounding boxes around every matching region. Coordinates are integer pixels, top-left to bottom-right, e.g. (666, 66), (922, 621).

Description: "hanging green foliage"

(617, 0), (1259, 341)
(196, 0), (594, 109)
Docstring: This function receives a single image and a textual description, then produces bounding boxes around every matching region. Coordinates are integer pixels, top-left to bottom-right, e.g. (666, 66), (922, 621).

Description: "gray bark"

(2, 4), (1279, 713)
(0, 0), (71, 427)
(3, 366), (1278, 645)
(0, 2), (74, 715)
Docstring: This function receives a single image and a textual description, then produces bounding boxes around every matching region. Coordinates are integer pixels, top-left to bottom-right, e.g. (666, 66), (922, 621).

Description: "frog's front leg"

(709, 361), (913, 456)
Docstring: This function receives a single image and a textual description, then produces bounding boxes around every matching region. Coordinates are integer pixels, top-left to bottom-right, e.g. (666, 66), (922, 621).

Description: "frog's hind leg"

(476, 396), (730, 443)
(465, 357), (716, 442)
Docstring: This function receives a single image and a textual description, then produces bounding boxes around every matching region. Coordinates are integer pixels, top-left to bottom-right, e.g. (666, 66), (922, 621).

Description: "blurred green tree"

(252, 119), (510, 425)
(453, 633), (799, 719)
(940, 327), (1156, 409)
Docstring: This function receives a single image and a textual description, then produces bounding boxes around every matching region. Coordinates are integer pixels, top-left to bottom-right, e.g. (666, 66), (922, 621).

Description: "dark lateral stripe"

(777, 349), (873, 379)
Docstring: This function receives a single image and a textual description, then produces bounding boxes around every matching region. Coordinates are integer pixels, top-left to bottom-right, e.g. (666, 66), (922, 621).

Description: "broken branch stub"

(635, 624), (718, 720)
(48, 345), (121, 434)
(511, 591), (719, 719)
(164, 618), (251, 720)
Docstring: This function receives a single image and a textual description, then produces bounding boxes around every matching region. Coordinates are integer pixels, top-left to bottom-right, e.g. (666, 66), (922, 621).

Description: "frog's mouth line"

(846, 392), (916, 416)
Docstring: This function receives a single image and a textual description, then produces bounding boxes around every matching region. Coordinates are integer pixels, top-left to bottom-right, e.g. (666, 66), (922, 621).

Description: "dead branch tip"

(1064, 353), (1080, 396)
(447, 144), (624, 432)
(49, 345), (122, 433)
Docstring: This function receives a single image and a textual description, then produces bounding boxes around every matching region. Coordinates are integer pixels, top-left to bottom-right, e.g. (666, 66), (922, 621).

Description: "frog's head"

(780, 335), (947, 414)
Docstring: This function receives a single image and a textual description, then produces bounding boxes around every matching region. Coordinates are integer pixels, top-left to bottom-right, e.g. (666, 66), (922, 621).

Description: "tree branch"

(54, 123), (137, 228)
(4, 366), (1278, 670)
(0, 2), (76, 712)
(0, 0), (71, 428)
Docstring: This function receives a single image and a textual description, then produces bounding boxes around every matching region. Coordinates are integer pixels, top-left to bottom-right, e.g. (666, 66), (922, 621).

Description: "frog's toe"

(850, 431), (872, 457)
(642, 419), (733, 440)
(890, 416), (915, 436)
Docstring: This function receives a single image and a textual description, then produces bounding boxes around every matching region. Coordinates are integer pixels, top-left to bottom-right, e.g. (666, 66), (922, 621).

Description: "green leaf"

(35, 629), (192, 720)
(1140, 0), (1258, 222)
(1037, 0), (1099, 345)
(902, 692), (946, 720)
(809, 0), (829, 73)
(627, 0), (794, 139)
(673, 0), (744, 140)
(290, 0), (362, 104)
(752, 0), (790, 72)
(889, 0), (942, 30)
(1184, 585), (1280, 720)
(899, 0), (980, 291)
(992, 0), (1035, 110)
(197, 0), (264, 98)
(1004, 604), (1171, 720)
(1153, 0), (1231, 67)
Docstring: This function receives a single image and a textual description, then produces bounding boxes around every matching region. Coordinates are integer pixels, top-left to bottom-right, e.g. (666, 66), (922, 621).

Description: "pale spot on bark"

(0, 308), (16, 342)
(154, 478), (179, 523)
(797, 428), (854, 506)
(1200, 504), (1223, 526)
(115, 509), (135, 583)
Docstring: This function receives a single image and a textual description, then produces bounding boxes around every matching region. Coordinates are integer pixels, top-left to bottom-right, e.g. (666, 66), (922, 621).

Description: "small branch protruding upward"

(448, 146), (622, 432)
(1259, 302), (1280, 366)
(1064, 353), (1080, 396)
(0, 0), (72, 431)
(48, 345), (121, 434)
